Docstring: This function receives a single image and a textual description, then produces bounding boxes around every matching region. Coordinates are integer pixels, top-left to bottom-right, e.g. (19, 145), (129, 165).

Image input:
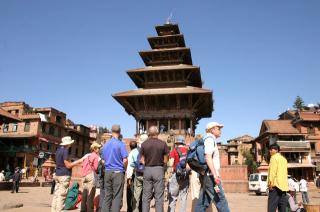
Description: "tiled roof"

(0, 107), (21, 122)
(297, 111), (320, 121)
(263, 120), (300, 134)
(112, 86), (212, 97)
(127, 64), (199, 73)
(227, 135), (254, 143)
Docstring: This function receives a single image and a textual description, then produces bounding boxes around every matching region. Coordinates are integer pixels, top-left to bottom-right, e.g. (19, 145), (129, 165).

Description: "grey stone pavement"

(1, 186), (319, 212)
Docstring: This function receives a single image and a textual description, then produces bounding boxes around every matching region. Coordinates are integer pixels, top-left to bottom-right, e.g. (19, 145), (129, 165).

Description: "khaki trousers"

(81, 172), (96, 212)
(51, 175), (71, 212)
(190, 171), (213, 212)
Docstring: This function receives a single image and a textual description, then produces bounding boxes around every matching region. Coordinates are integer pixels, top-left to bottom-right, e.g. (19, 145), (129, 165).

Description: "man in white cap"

(195, 122), (230, 212)
(51, 136), (77, 212)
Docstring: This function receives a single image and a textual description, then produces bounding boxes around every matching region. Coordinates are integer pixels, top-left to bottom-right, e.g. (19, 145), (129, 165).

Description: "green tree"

(242, 150), (258, 174)
(293, 96), (305, 110)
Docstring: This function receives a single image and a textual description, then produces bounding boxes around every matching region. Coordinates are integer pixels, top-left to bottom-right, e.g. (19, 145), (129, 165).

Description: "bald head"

(148, 126), (159, 137)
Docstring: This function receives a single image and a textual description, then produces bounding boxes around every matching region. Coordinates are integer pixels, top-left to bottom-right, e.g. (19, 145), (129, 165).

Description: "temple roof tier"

(155, 24), (180, 36)
(127, 65), (202, 88)
(112, 87), (213, 119)
(139, 47), (192, 66)
(148, 34), (186, 49)
(112, 86), (211, 97)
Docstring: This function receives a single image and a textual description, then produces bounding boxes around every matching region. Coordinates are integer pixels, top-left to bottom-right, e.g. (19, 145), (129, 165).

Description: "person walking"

(51, 136), (77, 212)
(11, 167), (21, 193)
(299, 176), (309, 204)
(195, 122), (230, 212)
(0, 170), (5, 182)
(287, 175), (298, 203)
(140, 126), (169, 212)
(267, 143), (288, 212)
(101, 124), (128, 212)
(316, 174), (320, 189)
(167, 135), (190, 212)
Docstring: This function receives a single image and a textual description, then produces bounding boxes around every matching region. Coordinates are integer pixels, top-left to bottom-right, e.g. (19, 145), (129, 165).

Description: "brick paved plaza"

(1, 186), (319, 212)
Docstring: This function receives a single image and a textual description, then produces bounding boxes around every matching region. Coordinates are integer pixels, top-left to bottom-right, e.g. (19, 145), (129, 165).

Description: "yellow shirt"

(267, 153), (288, 192)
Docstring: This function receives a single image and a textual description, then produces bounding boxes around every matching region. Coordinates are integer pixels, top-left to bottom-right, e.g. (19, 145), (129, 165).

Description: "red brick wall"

(220, 165), (249, 193)
(220, 165), (248, 180)
(219, 148), (229, 166)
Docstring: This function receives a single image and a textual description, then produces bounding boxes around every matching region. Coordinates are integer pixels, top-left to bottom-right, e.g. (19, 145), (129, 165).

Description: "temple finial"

(166, 10), (174, 24)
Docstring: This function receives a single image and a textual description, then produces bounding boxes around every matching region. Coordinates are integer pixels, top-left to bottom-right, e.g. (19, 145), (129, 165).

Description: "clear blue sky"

(1, 0), (319, 142)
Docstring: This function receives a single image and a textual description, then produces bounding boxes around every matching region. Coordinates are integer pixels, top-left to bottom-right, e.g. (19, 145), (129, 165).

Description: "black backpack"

(175, 147), (190, 180)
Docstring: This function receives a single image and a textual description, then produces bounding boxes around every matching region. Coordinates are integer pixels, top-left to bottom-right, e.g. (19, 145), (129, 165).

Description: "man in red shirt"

(167, 135), (190, 212)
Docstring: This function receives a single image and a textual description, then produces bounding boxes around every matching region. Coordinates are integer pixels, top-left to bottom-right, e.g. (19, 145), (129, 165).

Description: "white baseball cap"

(206, 122), (224, 130)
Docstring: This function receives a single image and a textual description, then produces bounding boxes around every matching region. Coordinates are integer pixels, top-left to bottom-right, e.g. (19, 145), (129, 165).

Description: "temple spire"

(166, 11), (174, 24)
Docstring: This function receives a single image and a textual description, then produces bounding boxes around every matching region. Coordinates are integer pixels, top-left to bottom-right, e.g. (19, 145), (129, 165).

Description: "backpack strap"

(175, 147), (183, 158)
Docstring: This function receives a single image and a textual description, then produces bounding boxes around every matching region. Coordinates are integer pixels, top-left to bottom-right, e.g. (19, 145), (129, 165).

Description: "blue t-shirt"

(102, 137), (128, 172)
(55, 146), (71, 176)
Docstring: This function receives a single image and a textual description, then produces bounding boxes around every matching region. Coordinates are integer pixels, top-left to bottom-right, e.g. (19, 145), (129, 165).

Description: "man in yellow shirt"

(267, 143), (288, 212)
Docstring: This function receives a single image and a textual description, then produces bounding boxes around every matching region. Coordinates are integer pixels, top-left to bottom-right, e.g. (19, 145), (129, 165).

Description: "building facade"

(226, 135), (254, 165)
(0, 101), (91, 172)
(254, 108), (320, 180)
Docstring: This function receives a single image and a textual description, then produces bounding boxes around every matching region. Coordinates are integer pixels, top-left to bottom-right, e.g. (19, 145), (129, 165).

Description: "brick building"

(254, 107), (320, 180)
(0, 101), (91, 172)
(225, 135), (254, 165)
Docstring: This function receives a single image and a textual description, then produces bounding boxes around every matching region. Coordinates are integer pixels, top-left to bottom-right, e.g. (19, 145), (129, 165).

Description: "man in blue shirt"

(51, 136), (77, 212)
(101, 124), (128, 212)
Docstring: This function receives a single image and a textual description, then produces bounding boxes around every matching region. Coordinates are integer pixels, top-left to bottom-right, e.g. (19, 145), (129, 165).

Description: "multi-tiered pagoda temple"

(113, 23), (213, 136)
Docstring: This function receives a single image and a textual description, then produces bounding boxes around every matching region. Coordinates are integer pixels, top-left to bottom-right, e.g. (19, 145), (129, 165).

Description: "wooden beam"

(186, 70), (193, 80)
(134, 97), (139, 111)
(155, 95), (159, 110)
(122, 99), (137, 115)
(143, 96), (147, 111)
(176, 94), (180, 109)
(192, 95), (205, 110)
(152, 71), (156, 82)
(188, 94), (192, 108)
(134, 73), (145, 85)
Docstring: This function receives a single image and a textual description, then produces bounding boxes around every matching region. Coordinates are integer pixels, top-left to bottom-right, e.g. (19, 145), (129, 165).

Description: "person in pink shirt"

(80, 142), (101, 212)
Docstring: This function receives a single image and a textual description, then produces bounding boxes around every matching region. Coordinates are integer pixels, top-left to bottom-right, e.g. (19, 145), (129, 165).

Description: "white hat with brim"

(60, 136), (75, 146)
(138, 134), (148, 144)
(206, 122), (224, 130)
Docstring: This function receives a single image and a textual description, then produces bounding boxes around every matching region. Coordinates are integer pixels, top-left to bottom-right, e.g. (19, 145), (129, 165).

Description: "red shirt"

(169, 146), (188, 171)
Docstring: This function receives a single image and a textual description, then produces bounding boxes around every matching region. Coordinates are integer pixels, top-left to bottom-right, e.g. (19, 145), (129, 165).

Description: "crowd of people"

(50, 121), (229, 212)
(2, 119), (319, 212)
